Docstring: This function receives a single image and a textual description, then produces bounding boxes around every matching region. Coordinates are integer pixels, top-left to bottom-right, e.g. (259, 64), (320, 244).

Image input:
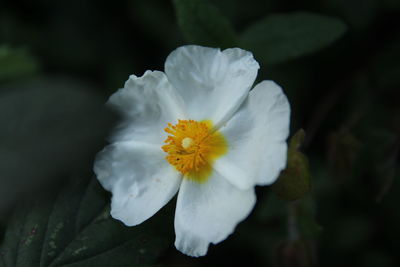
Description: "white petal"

(174, 172), (256, 257)
(165, 45), (259, 128)
(94, 141), (181, 226)
(107, 70), (186, 144)
(214, 80), (290, 189)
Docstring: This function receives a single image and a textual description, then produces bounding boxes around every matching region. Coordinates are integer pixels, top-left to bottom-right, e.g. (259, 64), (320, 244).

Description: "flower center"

(162, 119), (227, 182)
(181, 137), (194, 149)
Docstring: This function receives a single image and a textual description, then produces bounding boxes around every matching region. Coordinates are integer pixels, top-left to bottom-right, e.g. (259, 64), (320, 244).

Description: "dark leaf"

(173, 0), (237, 48)
(0, 177), (173, 267)
(241, 12), (347, 65)
(322, 0), (378, 30)
(0, 77), (116, 216)
(0, 45), (38, 83)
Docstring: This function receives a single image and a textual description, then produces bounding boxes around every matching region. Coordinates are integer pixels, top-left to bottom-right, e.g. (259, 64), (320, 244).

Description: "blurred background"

(0, 0), (399, 266)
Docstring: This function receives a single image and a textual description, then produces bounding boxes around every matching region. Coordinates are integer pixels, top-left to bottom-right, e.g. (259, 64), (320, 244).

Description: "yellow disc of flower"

(162, 119), (227, 182)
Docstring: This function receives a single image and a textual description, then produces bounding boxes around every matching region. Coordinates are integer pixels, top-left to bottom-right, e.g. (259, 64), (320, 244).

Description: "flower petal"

(174, 172), (256, 257)
(94, 141), (182, 226)
(214, 80), (290, 189)
(107, 70), (186, 144)
(165, 45), (259, 128)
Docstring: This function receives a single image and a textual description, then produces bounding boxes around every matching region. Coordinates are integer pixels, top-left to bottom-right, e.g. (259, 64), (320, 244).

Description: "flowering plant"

(94, 45), (290, 256)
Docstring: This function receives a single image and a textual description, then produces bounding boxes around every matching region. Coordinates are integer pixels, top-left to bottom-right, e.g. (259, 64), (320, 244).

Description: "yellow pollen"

(181, 137), (194, 149)
(162, 119), (228, 183)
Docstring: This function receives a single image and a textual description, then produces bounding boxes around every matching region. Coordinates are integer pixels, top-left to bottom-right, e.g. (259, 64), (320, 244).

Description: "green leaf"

(322, 0), (378, 31)
(0, 177), (173, 267)
(272, 129), (312, 201)
(173, 0), (237, 48)
(0, 77), (115, 216)
(0, 45), (38, 83)
(240, 12), (347, 65)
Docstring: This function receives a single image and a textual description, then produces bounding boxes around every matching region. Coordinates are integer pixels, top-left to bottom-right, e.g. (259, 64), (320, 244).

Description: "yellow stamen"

(181, 137), (194, 149)
(162, 119), (227, 183)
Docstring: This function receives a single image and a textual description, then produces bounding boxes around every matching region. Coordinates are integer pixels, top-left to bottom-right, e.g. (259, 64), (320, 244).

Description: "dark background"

(0, 0), (399, 266)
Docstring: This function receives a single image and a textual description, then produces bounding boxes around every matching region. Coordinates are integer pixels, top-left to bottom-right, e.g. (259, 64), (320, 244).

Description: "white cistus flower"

(94, 45), (290, 257)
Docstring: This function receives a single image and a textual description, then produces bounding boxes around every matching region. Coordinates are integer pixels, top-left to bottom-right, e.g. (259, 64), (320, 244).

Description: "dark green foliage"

(0, 78), (115, 216)
(322, 0), (378, 30)
(0, 0), (399, 266)
(0, 177), (173, 267)
(0, 46), (38, 83)
(241, 12), (347, 65)
(173, 0), (237, 48)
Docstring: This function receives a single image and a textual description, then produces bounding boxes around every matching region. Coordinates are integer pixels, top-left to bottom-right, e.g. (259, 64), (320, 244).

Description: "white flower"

(94, 45), (290, 257)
